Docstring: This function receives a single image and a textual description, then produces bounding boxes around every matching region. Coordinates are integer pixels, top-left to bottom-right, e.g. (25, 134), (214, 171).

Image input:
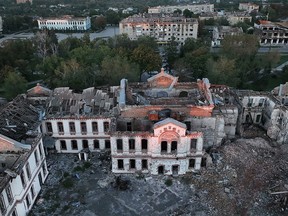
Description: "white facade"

(120, 14), (198, 44)
(42, 118), (112, 153)
(212, 26), (243, 47)
(37, 16), (91, 31)
(0, 135), (48, 216)
(111, 118), (204, 175)
(239, 3), (259, 13)
(148, 4), (214, 14)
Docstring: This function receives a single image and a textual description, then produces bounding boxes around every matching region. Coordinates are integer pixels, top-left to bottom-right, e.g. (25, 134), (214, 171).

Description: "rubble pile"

(191, 136), (288, 216)
(30, 133), (288, 215)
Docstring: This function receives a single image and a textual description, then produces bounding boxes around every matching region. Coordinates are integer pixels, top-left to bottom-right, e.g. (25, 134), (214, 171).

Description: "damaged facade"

(0, 95), (48, 216)
(38, 69), (238, 175)
(3, 69), (288, 179)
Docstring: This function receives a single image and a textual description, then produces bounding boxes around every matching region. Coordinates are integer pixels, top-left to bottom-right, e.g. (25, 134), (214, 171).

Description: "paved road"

(0, 27), (119, 44)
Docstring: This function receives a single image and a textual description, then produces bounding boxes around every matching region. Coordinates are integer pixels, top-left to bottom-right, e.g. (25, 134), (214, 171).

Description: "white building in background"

(119, 14), (198, 44)
(37, 16), (91, 31)
(148, 4), (214, 14)
(239, 3), (259, 13)
(0, 96), (48, 216)
(0, 16), (2, 33)
(212, 26), (243, 47)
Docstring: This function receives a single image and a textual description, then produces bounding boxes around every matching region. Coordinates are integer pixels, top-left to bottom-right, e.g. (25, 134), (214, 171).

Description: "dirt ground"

(30, 126), (288, 216)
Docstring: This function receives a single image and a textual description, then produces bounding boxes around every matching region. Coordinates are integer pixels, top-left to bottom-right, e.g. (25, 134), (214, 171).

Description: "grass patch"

(62, 177), (74, 188)
(165, 178), (173, 187)
(63, 172), (70, 177)
(83, 161), (92, 169)
(73, 165), (85, 172)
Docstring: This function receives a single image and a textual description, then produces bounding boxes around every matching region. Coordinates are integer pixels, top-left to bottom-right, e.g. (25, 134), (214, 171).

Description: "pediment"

(147, 68), (178, 88)
(153, 118), (186, 137)
(27, 83), (52, 97)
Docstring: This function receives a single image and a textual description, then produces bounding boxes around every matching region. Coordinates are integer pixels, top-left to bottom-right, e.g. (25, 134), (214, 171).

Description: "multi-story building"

(34, 69), (240, 175)
(212, 26), (243, 47)
(239, 3), (259, 13)
(119, 14), (198, 44)
(148, 4), (214, 14)
(37, 16), (91, 31)
(11, 68), (288, 177)
(254, 20), (288, 46)
(0, 95), (48, 216)
(16, 0), (32, 4)
(199, 11), (252, 25)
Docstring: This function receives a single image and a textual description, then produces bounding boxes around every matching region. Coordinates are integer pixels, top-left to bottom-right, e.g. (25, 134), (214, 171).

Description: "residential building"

(239, 3), (259, 13)
(37, 16), (91, 31)
(199, 11), (252, 25)
(119, 14), (198, 44)
(16, 0), (32, 4)
(212, 26), (243, 47)
(148, 4), (214, 14)
(254, 20), (288, 46)
(0, 95), (48, 216)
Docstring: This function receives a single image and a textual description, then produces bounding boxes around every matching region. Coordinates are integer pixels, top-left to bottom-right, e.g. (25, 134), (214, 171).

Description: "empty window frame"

(142, 159), (148, 169)
(60, 140), (67, 150)
(189, 159), (195, 168)
(25, 194), (31, 208)
(57, 122), (64, 133)
(141, 139), (148, 151)
(20, 172), (26, 188)
(34, 150), (39, 165)
(31, 185), (35, 199)
(69, 122), (76, 134)
(130, 159), (136, 169)
(25, 163), (31, 180)
(118, 159), (124, 169)
(71, 140), (78, 150)
(117, 139), (123, 151)
(259, 98), (265, 107)
(82, 140), (89, 149)
(129, 139), (135, 151)
(171, 141), (177, 152)
(5, 185), (13, 204)
(190, 139), (197, 151)
(80, 122), (87, 134)
(92, 122), (98, 133)
(105, 140), (111, 149)
(0, 195), (6, 214)
(46, 122), (53, 133)
(161, 141), (168, 153)
(127, 122), (132, 131)
(94, 140), (99, 149)
(104, 122), (110, 132)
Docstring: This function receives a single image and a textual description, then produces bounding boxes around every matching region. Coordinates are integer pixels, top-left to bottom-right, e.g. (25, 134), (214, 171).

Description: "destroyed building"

(0, 95), (48, 216)
(18, 69), (288, 176)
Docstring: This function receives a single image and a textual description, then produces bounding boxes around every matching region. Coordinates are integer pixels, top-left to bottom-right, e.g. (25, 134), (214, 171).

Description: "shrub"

(165, 178), (173, 186)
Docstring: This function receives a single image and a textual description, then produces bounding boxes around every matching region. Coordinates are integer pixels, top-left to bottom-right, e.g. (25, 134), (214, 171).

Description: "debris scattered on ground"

(30, 127), (288, 216)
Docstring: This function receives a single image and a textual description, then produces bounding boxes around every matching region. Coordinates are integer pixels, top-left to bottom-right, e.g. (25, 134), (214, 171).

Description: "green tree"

(183, 9), (193, 18)
(221, 34), (259, 60)
(3, 71), (28, 100)
(131, 45), (161, 72)
(207, 57), (240, 87)
(92, 16), (107, 30)
(101, 55), (140, 85)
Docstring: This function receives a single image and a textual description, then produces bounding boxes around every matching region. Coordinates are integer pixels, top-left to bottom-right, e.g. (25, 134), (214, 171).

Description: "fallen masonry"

(30, 127), (288, 215)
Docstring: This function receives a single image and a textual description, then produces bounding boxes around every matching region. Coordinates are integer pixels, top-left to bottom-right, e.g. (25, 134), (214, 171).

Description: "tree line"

(0, 30), (284, 100)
